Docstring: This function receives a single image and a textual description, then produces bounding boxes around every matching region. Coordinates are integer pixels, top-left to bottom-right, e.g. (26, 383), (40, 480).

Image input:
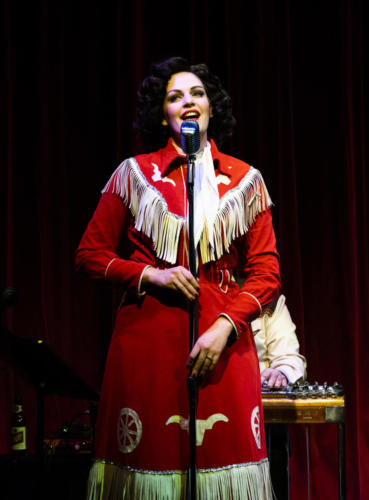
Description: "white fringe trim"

(102, 160), (272, 266)
(208, 167), (272, 263)
(102, 158), (185, 265)
(86, 458), (273, 500)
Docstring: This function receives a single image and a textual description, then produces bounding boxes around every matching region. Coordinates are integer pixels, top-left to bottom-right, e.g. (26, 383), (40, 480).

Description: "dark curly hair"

(134, 57), (236, 151)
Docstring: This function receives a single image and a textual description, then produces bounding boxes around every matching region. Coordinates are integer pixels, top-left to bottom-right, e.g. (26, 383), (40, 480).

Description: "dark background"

(1, 1), (368, 499)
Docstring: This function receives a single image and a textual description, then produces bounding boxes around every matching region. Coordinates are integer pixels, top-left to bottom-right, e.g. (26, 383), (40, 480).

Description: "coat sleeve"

(263, 296), (307, 382)
(75, 192), (150, 293)
(219, 208), (281, 336)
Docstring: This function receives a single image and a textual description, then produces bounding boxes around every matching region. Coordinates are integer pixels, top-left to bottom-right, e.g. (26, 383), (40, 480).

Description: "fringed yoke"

(102, 139), (272, 265)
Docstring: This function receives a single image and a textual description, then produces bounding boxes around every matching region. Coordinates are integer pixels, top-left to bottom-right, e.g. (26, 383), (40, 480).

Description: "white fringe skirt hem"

(86, 458), (273, 500)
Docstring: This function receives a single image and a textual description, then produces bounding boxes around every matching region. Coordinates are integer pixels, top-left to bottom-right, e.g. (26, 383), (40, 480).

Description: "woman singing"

(76, 56), (280, 499)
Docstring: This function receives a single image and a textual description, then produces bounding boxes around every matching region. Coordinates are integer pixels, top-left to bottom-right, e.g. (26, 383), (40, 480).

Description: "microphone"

(181, 121), (200, 157)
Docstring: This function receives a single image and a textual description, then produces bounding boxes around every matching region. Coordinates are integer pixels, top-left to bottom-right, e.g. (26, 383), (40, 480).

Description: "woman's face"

(162, 72), (212, 150)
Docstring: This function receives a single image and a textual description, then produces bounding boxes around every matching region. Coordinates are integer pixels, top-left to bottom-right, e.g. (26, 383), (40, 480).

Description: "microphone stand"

(186, 151), (198, 500)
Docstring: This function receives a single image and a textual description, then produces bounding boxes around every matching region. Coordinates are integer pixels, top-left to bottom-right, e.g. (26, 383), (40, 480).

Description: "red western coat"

(76, 139), (280, 499)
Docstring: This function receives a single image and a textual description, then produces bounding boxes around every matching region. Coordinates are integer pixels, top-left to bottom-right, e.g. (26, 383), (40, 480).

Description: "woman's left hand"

(187, 317), (233, 378)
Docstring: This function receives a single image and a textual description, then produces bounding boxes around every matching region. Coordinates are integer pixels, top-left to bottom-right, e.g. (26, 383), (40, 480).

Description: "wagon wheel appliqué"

(117, 408), (142, 454)
(251, 406), (261, 449)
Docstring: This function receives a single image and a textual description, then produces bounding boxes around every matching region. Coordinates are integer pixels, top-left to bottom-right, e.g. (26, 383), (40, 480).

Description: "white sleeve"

(251, 317), (268, 373)
(262, 295), (307, 383)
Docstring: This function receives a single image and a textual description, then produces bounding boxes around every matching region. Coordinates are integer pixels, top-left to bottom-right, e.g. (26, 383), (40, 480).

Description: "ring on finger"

(206, 355), (213, 363)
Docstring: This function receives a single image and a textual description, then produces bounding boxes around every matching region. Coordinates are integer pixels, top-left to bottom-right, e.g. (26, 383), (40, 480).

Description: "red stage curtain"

(1, 1), (368, 498)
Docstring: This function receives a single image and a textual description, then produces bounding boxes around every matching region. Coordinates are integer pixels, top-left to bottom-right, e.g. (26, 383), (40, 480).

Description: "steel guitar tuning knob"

(326, 385), (335, 398)
(310, 382), (320, 398)
(301, 383), (309, 399)
(321, 382), (329, 398)
(332, 382), (344, 397)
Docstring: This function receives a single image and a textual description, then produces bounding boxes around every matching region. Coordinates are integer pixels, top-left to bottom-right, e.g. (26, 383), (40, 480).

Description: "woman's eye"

(168, 94), (180, 102)
(193, 90), (205, 97)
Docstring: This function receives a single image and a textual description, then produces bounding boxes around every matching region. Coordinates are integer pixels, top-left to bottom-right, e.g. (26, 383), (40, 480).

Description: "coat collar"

(158, 138), (231, 177)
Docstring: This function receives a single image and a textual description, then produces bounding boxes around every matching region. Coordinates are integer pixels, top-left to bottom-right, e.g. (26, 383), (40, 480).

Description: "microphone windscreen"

(180, 121), (200, 156)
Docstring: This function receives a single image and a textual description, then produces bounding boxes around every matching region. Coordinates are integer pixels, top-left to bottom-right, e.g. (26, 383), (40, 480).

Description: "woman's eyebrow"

(167, 85), (205, 94)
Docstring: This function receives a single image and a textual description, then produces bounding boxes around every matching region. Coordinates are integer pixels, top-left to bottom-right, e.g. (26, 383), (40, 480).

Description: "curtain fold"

(1, 1), (368, 498)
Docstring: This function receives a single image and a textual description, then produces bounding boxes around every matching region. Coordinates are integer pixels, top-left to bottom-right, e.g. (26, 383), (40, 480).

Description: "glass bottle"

(11, 396), (27, 453)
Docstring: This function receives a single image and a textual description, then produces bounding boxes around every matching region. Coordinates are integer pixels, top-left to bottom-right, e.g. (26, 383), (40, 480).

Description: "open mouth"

(181, 110), (200, 121)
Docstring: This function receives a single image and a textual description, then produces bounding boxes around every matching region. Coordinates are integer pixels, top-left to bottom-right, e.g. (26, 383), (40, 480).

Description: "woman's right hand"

(142, 266), (199, 301)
